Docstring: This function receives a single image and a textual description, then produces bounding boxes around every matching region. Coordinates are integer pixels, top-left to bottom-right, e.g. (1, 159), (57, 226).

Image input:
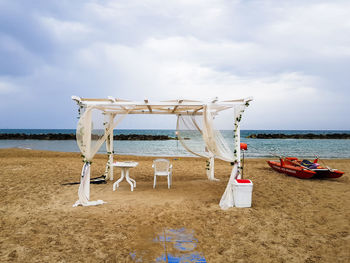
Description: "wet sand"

(0, 149), (349, 262)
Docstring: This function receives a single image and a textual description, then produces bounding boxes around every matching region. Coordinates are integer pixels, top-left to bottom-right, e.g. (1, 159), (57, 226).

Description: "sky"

(0, 0), (349, 130)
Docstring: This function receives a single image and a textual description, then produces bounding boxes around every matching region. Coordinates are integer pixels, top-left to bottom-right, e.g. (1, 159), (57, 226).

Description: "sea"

(1, 129), (350, 159)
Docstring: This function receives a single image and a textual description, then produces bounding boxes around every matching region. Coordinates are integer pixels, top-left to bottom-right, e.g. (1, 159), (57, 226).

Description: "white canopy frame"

(72, 96), (253, 209)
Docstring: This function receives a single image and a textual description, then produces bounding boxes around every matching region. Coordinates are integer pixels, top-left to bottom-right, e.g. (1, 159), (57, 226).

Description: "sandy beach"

(0, 148), (349, 262)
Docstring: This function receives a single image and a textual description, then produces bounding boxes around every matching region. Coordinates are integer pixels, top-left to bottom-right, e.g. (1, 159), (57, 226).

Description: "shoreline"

(2, 147), (350, 160)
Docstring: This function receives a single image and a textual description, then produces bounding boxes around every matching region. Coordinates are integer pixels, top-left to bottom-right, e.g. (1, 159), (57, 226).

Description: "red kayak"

(267, 157), (344, 179)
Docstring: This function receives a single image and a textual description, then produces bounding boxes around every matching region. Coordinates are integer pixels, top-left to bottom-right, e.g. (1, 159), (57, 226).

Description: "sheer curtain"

(177, 103), (247, 209)
(218, 104), (247, 209)
(74, 106), (129, 207)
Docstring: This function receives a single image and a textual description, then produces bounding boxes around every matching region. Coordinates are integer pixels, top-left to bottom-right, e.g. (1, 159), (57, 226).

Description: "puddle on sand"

(130, 228), (206, 263)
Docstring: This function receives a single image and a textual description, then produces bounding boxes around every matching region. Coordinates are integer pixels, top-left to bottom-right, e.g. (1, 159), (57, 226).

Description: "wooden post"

(209, 156), (215, 180)
(205, 150), (215, 180)
(109, 114), (115, 180)
(235, 120), (241, 179)
(233, 105), (242, 179)
(85, 108), (92, 160)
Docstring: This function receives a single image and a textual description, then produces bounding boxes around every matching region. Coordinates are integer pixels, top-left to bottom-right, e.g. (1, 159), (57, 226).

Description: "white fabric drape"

(73, 162), (105, 207)
(176, 115), (207, 158)
(204, 104), (239, 209)
(219, 163), (238, 209)
(177, 103), (248, 209)
(219, 104), (247, 209)
(202, 105), (235, 162)
(177, 104), (237, 162)
(74, 107), (129, 207)
(176, 110), (219, 180)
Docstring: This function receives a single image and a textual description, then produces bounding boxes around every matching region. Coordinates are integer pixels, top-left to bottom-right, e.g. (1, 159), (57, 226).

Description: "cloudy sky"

(0, 0), (349, 130)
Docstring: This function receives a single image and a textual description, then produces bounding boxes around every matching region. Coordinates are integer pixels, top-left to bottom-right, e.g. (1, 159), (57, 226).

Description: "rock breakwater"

(246, 133), (350, 139)
(0, 133), (178, 140)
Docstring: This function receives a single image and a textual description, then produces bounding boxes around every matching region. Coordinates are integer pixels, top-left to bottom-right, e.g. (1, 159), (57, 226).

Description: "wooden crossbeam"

(213, 106), (232, 113)
(161, 99), (199, 103)
(144, 99), (152, 113)
(107, 96), (116, 102)
(115, 98), (132, 102)
(222, 99), (245, 103)
(193, 106), (204, 114)
(102, 111), (202, 115)
(81, 98), (111, 102)
(172, 99), (183, 113)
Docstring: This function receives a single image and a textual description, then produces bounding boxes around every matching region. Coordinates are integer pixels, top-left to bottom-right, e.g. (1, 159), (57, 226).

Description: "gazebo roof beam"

(80, 98), (112, 102)
(171, 99), (183, 113)
(161, 99), (201, 103)
(72, 96), (253, 108)
(103, 110), (202, 115)
(212, 106), (232, 113)
(211, 97), (218, 103)
(222, 96), (253, 103)
(107, 96), (116, 103)
(144, 99), (153, 113)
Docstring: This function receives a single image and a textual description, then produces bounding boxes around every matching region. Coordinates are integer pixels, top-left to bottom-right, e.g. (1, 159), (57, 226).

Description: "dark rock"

(113, 134), (176, 140)
(246, 133), (350, 139)
(0, 133), (178, 141)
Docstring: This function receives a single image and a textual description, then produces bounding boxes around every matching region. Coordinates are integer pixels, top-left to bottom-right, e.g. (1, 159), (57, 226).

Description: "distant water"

(1, 129), (350, 158)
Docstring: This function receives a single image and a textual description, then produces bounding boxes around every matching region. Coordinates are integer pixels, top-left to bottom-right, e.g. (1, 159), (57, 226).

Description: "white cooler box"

(233, 179), (253, 208)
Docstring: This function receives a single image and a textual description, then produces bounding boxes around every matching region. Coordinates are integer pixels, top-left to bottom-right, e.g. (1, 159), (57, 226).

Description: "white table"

(112, 161), (138, 191)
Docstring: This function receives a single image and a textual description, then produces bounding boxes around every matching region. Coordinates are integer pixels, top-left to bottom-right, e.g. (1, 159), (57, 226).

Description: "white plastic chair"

(152, 159), (172, 189)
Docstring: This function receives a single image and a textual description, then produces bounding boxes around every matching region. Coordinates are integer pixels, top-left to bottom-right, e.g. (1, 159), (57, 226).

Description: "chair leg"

(153, 175), (157, 188)
(167, 175), (170, 189)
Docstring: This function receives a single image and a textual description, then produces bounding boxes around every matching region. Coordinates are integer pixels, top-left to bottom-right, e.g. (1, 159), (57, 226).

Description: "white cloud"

(72, 36), (319, 100)
(256, 2), (350, 58)
(0, 80), (18, 94)
(0, 0), (349, 129)
(39, 17), (92, 43)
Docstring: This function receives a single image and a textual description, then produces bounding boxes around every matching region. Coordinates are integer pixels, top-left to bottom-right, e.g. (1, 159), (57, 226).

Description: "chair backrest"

(153, 159), (170, 173)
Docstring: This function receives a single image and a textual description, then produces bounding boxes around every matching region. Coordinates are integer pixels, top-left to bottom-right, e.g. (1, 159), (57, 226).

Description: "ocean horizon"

(1, 129), (350, 159)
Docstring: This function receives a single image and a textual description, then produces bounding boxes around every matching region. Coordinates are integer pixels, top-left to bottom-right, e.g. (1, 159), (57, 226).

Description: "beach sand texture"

(0, 149), (349, 262)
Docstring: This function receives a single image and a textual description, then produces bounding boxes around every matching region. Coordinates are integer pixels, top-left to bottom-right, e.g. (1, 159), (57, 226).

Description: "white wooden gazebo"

(72, 96), (253, 209)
